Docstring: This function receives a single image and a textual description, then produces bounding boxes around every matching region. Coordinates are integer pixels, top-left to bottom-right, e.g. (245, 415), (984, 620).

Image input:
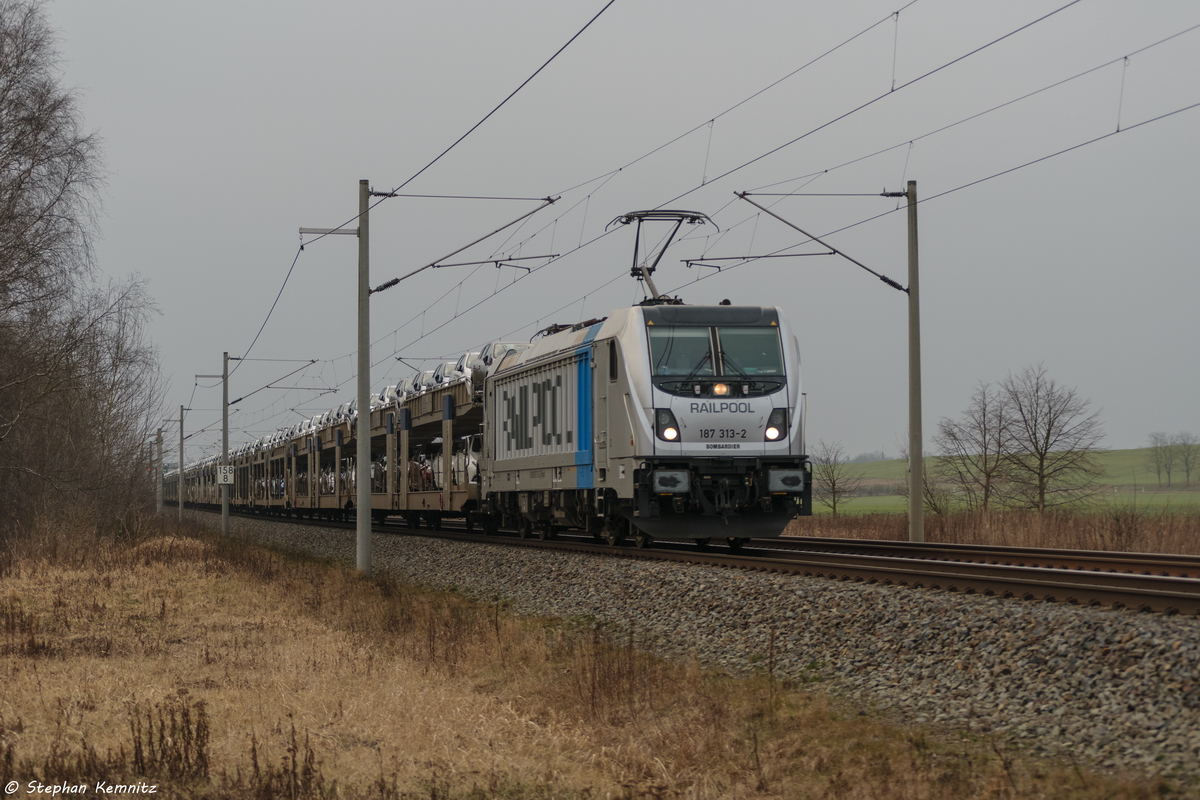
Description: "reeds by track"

(791, 509), (1200, 555)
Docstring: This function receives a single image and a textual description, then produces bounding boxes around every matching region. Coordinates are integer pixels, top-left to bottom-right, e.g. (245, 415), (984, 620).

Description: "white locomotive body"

(481, 304), (811, 545)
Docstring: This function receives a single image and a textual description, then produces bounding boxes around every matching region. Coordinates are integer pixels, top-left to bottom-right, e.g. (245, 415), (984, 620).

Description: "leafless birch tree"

(1, 1), (162, 535)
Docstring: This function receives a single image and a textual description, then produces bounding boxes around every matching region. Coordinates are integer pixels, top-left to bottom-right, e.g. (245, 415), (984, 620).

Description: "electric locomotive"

(480, 302), (811, 548)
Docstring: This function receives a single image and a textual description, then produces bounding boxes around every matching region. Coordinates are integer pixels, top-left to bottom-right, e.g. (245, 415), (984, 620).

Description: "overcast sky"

(46, 0), (1200, 464)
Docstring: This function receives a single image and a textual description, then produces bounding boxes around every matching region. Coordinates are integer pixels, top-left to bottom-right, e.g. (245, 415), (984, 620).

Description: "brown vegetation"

(1, 516), (1187, 798)
(0, 0), (163, 537)
(791, 508), (1200, 554)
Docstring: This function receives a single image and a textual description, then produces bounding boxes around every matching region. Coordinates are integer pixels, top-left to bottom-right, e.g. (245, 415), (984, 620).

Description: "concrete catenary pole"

(356, 179), (372, 576)
(298, 182), (371, 574)
(222, 351), (230, 536)
(156, 428), (163, 515)
(905, 181), (924, 543)
(178, 404), (185, 523)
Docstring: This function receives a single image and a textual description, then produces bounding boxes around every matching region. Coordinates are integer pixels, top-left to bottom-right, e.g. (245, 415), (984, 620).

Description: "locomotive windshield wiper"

(719, 350), (749, 379)
(681, 350), (713, 386)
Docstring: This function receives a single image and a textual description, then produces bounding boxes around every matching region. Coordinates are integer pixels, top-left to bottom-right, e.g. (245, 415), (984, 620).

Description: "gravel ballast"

(224, 515), (1200, 786)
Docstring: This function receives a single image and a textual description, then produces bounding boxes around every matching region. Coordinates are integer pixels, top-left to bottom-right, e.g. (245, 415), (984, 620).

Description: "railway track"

(205, 508), (1200, 616)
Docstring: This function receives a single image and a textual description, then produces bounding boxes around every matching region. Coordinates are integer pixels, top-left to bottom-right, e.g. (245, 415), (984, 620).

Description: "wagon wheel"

(602, 515), (627, 547)
(633, 530), (654, 549)
(693, 537), (711, 550)
(726, 537), (748, 552)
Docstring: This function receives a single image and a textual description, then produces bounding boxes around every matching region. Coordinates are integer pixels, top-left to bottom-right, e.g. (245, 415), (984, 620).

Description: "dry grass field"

(0, 513), (1188, 798)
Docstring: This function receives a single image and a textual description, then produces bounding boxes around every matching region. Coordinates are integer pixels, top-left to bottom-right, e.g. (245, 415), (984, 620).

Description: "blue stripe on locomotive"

(573, 321), (602, 489)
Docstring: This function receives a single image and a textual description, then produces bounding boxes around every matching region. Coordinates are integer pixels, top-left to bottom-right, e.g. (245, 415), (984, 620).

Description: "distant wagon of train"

(166, 301), (813, 549)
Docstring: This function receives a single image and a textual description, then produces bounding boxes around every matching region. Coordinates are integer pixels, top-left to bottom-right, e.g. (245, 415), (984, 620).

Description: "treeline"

(0, 1), (161, 536)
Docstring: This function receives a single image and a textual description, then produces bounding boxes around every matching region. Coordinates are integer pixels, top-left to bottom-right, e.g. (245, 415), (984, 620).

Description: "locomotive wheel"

(602, 516), (627, 547)
(517, 518), (533, 539)
(726, 537), (748, 552)
(535, 523), (555, 541)
(633, 530), (654, 549)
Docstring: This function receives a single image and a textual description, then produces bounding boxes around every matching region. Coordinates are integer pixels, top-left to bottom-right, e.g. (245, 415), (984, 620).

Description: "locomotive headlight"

(764, 408), (789, 441)
(712, 382), (730, 396)
(655, 408), (681, 442)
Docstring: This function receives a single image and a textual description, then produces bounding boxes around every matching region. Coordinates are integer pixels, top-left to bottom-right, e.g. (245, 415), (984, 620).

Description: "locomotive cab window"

(714, 327), (784, 376)
(647, 326), (782, 377)
(647, 322), (785, 398)
(647, 327), (715, 377)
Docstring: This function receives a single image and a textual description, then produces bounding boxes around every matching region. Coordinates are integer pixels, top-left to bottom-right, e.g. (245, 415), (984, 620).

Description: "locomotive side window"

(609, 339), (618, 382)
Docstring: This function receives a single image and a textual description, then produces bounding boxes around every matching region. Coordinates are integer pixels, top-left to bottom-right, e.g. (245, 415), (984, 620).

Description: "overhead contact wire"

(388, 0), (617, 198)
(656, 0), (1087, 209)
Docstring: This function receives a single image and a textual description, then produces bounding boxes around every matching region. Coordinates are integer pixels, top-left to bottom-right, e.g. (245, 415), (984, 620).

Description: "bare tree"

(811, 439), (863, 517)
(0, 1), (162, 535)
(0, 0), (101, 317)
(1146, 432), (1176, 487)
(999, 364), (1105, 512)
(934, 382), (1009, 512)
(894, 439), (955, 515)
(1173, 432), (1199, 487)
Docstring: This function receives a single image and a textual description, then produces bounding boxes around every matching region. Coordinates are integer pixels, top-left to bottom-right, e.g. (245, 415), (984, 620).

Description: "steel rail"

(763, 536), (1200, 577)
(706, 550), (1200, 615)
(199, 509), (1200, 615)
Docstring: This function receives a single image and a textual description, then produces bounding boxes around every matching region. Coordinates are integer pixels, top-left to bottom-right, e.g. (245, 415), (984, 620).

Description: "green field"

(825, 447), (1200, 515)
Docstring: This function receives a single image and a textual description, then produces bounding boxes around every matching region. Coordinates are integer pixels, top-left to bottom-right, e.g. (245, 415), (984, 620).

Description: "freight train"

(166, 301), (812, 549)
